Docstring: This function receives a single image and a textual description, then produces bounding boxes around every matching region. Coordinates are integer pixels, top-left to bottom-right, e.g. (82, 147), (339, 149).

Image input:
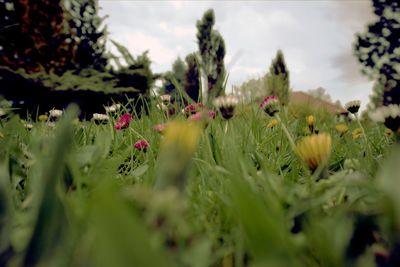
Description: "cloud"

(124, 32), (176, 66)
(329, 0), (375, 84)
(158, 22), (195, 37)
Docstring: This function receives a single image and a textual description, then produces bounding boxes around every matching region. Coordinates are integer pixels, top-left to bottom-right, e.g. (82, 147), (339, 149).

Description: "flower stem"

(276, 114), (296, 152)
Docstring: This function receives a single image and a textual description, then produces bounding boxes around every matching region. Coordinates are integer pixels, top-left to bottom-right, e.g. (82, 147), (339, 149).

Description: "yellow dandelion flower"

(267, 119), (278, 129)
(307, 115), (315, 132)
(307, 115), (315, 127)
(335, 124), (348, 134)
(38, 114), (48, 121)
(352, 128), (363, 139)
(161, 121), (201, 157)
(156, 121), (201, 190)
(296, 133), (332, 172)
(385, 128), (393, 137)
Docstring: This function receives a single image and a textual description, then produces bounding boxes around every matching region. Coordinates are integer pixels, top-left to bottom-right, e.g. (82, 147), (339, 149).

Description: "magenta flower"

(153, 123), (168, 134)
(207, 111), (216, 119)
(115, 113), (132, 130)
(260, 96), (280, 116)
(184, 103), (206, 116)
(189, 110), (216, 122)
(134, 139), (149, 151)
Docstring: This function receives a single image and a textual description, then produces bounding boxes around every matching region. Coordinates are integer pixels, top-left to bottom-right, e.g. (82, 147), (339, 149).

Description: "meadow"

(0, 97), (399, 267)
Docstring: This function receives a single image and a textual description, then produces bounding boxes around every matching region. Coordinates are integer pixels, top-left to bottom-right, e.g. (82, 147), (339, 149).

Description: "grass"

(0, 100), (398, 267)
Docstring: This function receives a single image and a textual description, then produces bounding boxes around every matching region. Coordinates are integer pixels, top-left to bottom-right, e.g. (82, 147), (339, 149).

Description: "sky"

(99, 0), (376, 108)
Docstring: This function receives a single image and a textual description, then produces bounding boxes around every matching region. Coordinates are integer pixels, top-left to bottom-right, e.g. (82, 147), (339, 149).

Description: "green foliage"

(265, 50), (290, 105)
(162, 57), (186, 97)
(0, 99), (399, 266)
(196, 9), (227, 102)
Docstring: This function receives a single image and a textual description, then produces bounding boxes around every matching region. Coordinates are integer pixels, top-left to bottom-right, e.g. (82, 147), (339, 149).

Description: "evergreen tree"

(265, 50), (290, 105)
(196, 9), (226, 102)
(354, 0), (400, 105)
(0, 0), (71, 73)
(184, 53), (200, 102)
(161, 57), (186, 97)
(64, 0), (108, 71)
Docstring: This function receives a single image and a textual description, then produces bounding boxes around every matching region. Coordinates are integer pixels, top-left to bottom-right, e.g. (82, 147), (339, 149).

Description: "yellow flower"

(38, 114), (48, 121)
(296, 133), (332, 172)
(267, 119), (278, 129)
(156, 121), (201, 190)
(352, 128), (363, 139)
(307, 115), (315, 127)
(161, 121), (201, 158)
(385, 128), (393, 137)
(335, 124), (348, 134)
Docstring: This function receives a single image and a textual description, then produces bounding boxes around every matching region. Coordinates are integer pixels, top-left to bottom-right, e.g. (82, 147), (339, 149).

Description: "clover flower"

(369, 104), (400, 132)
(344, 100), (361, 114)
(115, 113), (132, 130)
(296, 133), (332, 172)
(134, 139), (150, 151)
(267, 119), (278, 129)
(260, 96), (279, 116)
(213, 95), (239, 120)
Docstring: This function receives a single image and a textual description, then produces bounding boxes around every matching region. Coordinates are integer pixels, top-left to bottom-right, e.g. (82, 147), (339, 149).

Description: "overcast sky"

(99, 0), (375, 108)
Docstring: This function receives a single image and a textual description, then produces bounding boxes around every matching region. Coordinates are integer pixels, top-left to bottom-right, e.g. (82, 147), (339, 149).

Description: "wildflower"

(156, 121), (201, 190)
(105, 104), (121, 113)
(267, 119), (278, 129)
(92, 113), (109, 124)
(369, 104), (400, 132)
(38, 114), (48, 121)
(115, 113), (132, 130)
(153, 123), (168, 134)
(160, 94), (171, 104)
(47, 122), (56, 128)
(189, 110), (216, 122)
(335, 124), (349, 135)
(23, 122), (33, 130)
(385, 128), (393, 137)
(344, 100), (361, 114)
(307, 115), (315, 132)
(134, 139), (150, 151)
(352, 128), (363, 139)
(343, 158), (360, 171)
(183, 103), (206, 116)
(296, 133), (332, 172)
(260, 95), (279, 116)
(49, 109), (63, 120)
(213, 95), (239, 120)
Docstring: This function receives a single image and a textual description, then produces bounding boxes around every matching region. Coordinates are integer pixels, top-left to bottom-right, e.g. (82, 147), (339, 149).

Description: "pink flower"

(184, 103), (206, 116)
(153, 123), (168, 134)
(207, 111), (216, 119)
(189, 111), (216, 122)
(260, 96), (279, 116)
(115, 113), (132, 130)
(134, 139), (149, 151)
